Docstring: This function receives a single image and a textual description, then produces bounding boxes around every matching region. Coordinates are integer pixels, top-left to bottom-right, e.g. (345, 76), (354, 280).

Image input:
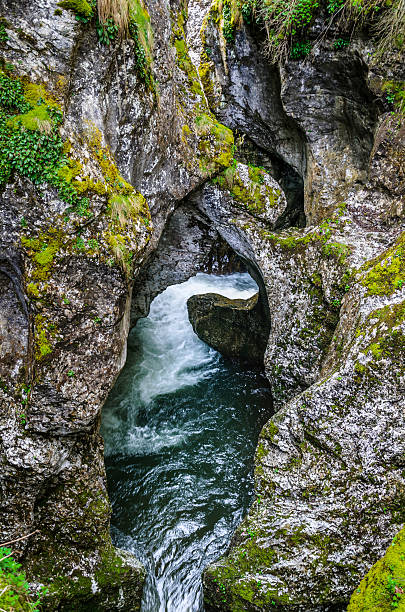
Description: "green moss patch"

(348, 527), (405, 611)
(213, 161), (282, 217)
(194, 113), (234, 174)
(57, 0), (93, 18)
(361, 233), (405, 297)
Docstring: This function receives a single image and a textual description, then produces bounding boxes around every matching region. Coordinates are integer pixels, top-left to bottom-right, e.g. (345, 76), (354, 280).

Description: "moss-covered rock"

(348, 527), (405, 612)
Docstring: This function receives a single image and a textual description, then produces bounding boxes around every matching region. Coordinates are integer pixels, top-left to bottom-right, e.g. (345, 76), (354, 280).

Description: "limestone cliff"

(0, 0), (403, 611)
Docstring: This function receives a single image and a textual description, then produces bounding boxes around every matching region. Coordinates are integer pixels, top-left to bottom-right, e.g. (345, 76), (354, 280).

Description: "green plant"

(223, 1), (235, 42)
(88, 238), (100, 249)
(59, 0), (154, 86)
(259, 0), (319, 61)
(290, 40), (311, 58)
(387, 575), (403, 608)
(129, 20), (152, 86)
(0, 546), (46, 611)
(383, 82), (405, 114)
(240, 0), (260, 24)
(327, 0), (344, 13)
(96, 17), (119, 44)
(76, 235), (85, 249)
(334, 37), (349, 49)
(98, 0), (131, 36)
(0, 23), (8, 43)
(0, 72), (90, 215)
(255, 0), (402, 62)
(67, 369), (75, 377)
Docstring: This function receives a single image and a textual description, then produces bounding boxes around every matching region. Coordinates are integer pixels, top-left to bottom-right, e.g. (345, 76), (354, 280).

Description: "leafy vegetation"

(0, 22), (8, 43)
(0, 72), (89, 214)
(290, 40), (312, 58)
(0, 546), (46, 611)
(219, 0), (403, 62)
(348, 527), (405, 611)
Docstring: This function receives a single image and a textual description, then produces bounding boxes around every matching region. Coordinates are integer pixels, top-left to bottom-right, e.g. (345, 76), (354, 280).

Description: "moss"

(106, 233), (131, 273)
(94, 544), (129, 588)
(263, 420), (279, 443)
(27, 282), (40, 298)
(205, 535), (290, 610)
(57, 158), (84, 184)
(86, 124), (133, 195)
(181, 123), (191, 143)
(199, 60), (215, 102)
(174, 37), (204, 97)
(58, 156), (108, 197)
(255, 441), (267, 462)
(7, 103), (52, 132)
(263, 214), (352, 265)
(32, 541), (144, 612)
(361, 301), (405, 371)
(34, 314), (54, 359)
(171, 6), (204, 98)
(57, 0), (93, 18)
(348, 526), (405, 611)
(214, 161), (282, 216)
(361, 233), (405, 297)
(23, 82), (59, 108)
(198, 7), (220, 109)
(194, 113), (234, 174)
(21, 229), (63, 283)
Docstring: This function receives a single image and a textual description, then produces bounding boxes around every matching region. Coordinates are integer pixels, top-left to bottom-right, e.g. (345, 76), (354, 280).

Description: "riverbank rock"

(347, 526), (405, 611)
(0, 0), (404, 609)
(187, 292), (269, 365)
(0, 0), (235, 608)
(196, 4), (404, 610)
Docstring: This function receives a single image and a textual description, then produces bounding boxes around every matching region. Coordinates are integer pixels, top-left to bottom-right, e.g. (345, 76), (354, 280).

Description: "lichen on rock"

(0, 0), (404, 610)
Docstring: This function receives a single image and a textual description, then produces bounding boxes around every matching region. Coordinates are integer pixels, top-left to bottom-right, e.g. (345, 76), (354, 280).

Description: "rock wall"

(0, 0), (403, 610)
(195, 8), (405, 612)
(0, 0), (235, 608)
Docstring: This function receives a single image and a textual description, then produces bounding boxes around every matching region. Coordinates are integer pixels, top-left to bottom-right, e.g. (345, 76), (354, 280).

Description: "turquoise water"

(102, 273), (272, 611)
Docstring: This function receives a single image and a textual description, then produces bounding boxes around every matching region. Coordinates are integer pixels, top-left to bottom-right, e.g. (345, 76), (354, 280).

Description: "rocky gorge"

(0, 0), (404, 610)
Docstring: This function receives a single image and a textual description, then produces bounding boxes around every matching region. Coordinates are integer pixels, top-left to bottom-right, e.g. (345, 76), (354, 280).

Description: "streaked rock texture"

(0, 0), (403, 610)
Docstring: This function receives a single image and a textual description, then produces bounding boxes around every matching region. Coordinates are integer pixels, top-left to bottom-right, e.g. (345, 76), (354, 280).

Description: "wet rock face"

(187, 292), (269, 365)
(197, 30), (404, 612)
(0, 0), (403, 611)
(0, 0), (236, 607)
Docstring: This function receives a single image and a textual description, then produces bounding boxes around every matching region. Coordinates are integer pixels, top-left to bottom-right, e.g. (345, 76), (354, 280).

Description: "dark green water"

(101, 273), (272, 611)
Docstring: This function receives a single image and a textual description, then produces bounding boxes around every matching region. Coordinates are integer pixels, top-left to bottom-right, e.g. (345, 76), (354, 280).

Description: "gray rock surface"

(0, 0), (234, 607)
(0, 0), (403, 610)
(187, 291), (269, 365)
(195, 9), (405, 611)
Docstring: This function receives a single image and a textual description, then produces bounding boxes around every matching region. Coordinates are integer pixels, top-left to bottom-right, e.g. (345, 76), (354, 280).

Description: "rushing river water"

(102, 273), (272, 612)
